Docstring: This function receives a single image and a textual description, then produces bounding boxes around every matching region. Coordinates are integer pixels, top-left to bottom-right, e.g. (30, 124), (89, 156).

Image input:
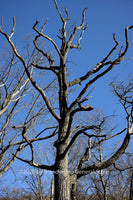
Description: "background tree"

(23, 168), (46, 200)
(0, 37), (56, 177)
(0, 0), (133, 199)
(0, 184), (33, 200)
(22, 148), (52, 200)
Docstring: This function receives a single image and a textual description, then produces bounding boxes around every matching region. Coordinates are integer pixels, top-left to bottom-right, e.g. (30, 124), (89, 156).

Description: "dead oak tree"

(0, 0), (133, 199)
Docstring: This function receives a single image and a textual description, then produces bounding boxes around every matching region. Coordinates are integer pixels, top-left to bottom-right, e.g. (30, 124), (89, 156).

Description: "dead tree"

(0, 0), (133, 199)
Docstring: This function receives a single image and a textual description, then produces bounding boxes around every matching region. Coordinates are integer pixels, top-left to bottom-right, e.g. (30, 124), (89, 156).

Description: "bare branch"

(0, 16), (3, 29)
(0, 144), (23, 177)
(41, 18), (48, 33)
(71, 104), (93, 114)
(1, 126), (58, 149)
(64, 8), (87, 58)
(0, 71), (29, 117)
(121, 26), (133, 55)
(77, 8), (88, 30)
(70, 23), (88, 49)
(65, 7), (69, 21)
(35, 126), (58, 138)
(22, 132), (35, 163)
(77, 137), (92, 170)
(33, 20), (61, 57)
(9, 16), (15, 39)
(54, 0), (64, 22)
(13, 154), (55, 171)
(69, 58), (124, 111)
(77, 130), (131, 178)
(54, 0), (69, 22)
(68, 33), (119, 87)
(104, 128), (127, 141)
(0, 52), (15, 88)
(113, 162), (133, 172)
(33, 36), (54, 65)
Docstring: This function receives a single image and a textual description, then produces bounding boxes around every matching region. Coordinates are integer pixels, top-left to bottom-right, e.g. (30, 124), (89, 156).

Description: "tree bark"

(54, 149), (70, 200)
(54, 116), (71, 200)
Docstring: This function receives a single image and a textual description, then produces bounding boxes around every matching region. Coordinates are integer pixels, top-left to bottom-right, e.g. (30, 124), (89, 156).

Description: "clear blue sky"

(0, 0), (133, 191)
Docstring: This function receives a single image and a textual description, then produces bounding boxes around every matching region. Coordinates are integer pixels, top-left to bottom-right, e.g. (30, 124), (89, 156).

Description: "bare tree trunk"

(130, 173), (133, 200)
(54, 117), (71, 200)
(54, 152), (70, 200)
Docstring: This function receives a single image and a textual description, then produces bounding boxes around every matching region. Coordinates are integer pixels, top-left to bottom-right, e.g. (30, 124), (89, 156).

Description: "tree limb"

(13, 154), (55, 171)
(68, 33), (119, 87)
(77, 130), (131, 179)
(33, 20), (61, 57)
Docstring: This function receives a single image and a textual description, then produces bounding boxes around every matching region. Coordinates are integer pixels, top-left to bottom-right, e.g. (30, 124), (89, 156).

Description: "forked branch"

(54, 0), (69, 22)
(66, 8), (87, 54)
(33, 20), (61, 57)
